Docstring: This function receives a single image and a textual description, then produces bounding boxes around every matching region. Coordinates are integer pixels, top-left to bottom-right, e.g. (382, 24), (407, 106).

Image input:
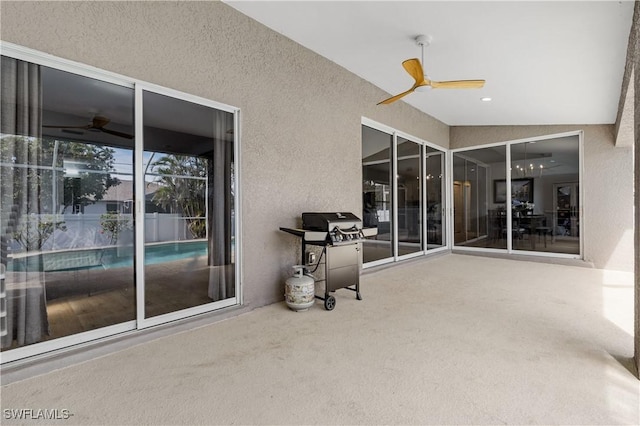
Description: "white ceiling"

(224, 1), (634, 126)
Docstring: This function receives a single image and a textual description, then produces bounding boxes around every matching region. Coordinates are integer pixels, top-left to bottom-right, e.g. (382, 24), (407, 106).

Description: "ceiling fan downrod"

(415, 35), (432, 76)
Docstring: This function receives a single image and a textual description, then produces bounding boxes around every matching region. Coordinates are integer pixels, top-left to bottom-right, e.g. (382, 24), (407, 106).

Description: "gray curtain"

(207, 110), (234, 301)
(1, 56), (49, 349)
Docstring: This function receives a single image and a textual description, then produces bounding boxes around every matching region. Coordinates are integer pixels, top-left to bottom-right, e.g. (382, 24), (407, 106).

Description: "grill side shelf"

(279, 227), (328, 245)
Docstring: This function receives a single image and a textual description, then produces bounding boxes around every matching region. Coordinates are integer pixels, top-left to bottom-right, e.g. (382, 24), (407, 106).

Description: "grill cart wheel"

(324, 295), (336, 311)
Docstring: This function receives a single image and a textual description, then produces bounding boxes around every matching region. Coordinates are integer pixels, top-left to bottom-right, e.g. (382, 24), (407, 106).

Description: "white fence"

(10, 213), (194, 252)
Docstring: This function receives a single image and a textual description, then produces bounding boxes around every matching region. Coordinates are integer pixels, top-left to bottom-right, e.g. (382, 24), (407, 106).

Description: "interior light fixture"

(481, 97), (492, 102)
(513, 143), (548, 178)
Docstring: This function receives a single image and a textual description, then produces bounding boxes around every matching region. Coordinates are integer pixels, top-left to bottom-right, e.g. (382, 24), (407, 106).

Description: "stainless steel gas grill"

(280, 212), (376, 311)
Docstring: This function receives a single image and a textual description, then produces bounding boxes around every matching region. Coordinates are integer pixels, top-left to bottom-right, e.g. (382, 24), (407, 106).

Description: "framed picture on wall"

(494, 178), (534, 203)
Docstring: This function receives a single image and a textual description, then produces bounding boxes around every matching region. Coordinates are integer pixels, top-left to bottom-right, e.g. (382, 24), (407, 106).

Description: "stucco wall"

(0, 1), (449, 308)
(450, 125), (633, 272)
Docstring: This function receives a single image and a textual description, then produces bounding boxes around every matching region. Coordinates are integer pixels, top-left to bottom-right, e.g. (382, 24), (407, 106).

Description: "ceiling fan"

(43, 115), (133, 139)
(378, 35), (485, 105)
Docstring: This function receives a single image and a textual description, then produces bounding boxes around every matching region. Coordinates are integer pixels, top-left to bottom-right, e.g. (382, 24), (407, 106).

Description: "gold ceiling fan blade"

(430, 79), (485, 89)
(402, 58), (425, 85)
(377, 86), (417, 105)
(377, 36), (487, 105)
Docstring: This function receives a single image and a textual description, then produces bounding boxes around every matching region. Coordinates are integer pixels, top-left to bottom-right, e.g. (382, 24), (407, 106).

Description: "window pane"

(397, 137), (422, 256)
(362, 126), (394, 263)
(143, 91), (235, 318)
(453, 146), (507, 249)
(425, 147), (445, 249)
(1, 57), (135, 350)
(510, 137), (579, 254)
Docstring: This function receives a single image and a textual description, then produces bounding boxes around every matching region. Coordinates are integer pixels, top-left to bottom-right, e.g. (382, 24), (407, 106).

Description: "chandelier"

(513, 143), (544, 178)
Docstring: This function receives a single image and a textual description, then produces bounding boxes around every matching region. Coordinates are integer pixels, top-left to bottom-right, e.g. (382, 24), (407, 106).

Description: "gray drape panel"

(207, 110), (234, 301)
(0, 56), (49, 349)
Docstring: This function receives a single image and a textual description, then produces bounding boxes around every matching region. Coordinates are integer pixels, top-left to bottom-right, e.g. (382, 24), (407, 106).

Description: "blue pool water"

(8, 240), (209, 272)
(103, 241), (208, 269)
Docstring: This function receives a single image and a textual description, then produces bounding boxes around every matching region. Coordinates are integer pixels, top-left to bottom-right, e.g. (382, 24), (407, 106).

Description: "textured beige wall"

(0, 1), (448, 308)
(451, 125), (633, 272)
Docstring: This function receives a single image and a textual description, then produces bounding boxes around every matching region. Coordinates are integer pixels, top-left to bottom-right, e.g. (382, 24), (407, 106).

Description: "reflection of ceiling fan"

(43, 115), (133, 139)
(378, 35), (485, 105)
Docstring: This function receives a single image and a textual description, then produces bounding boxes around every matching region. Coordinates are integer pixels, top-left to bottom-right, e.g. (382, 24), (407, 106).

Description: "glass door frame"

(395, 133), (423, 262)
(1, 42), (138, 364)
(425, 148), (447, 251)
(361, 122), (395, 267)
(0, 42), (242, 363)
(361, 118), (449, 269)
(449, 152), (491, 246)
(134, 83), (241, 329)
(449, 131), (583, 260)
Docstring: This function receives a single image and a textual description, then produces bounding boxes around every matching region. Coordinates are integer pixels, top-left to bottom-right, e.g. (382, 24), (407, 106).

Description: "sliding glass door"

(453, 146), (506, 249)
(141, 90), (236, 320)
(453, 134), (581, 257)
(425, 147), (445, 249)
(361, 120), (447, 267)
(0, 51), (239, 361)
(362, 125), (394, 264)
(510, 137), (580, 255)
(1, 57), (136, 351)
(397, 137), (423, 258)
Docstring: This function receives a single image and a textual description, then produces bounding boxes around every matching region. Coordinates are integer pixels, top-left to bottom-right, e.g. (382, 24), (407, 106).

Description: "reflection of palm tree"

(151, 155), (207, 238)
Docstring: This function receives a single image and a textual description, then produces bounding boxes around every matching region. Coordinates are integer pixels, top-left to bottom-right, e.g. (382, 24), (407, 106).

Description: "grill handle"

(334, 227), (361, 236)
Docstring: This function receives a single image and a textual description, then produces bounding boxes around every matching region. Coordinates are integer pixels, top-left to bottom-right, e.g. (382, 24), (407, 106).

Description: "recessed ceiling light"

(481, 97), (492, 102)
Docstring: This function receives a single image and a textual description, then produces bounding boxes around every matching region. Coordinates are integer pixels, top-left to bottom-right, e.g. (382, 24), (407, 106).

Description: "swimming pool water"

(8, 240), (209, 272)
(104, 241), (209, 269)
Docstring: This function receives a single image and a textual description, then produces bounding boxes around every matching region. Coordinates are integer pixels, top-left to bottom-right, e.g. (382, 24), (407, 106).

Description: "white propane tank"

(285, 266), (315, 311)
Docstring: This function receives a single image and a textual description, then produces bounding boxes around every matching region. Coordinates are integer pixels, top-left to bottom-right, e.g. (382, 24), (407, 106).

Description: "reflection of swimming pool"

(105, 240), (209, 269)
(9, 240), (209, 272)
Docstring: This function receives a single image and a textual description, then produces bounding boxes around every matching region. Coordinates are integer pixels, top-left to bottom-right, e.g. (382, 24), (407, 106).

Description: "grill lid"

(302, 212), (362, 231)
